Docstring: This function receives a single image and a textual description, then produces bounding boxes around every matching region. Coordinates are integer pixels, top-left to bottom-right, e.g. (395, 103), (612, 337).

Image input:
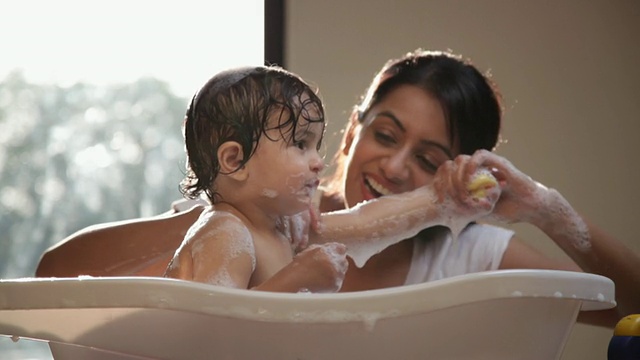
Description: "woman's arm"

(253, 243), (348, 293)
(470, 149), (640, 327)
(526, 199), (639, 327)
(36, 205), (204, 277)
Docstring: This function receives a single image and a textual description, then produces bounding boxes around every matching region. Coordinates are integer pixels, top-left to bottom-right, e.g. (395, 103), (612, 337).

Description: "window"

(0, 1), (276, 357)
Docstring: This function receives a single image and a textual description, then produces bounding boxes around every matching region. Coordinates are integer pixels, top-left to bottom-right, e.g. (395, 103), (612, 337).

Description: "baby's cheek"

(285, 172), (306, 191)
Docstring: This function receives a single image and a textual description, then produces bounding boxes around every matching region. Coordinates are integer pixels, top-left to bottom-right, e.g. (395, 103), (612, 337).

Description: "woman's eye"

(416, 155), (438, 173)
(374, 131), (395, 145)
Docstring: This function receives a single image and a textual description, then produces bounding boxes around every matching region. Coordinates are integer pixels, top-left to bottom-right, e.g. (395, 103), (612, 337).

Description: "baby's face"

(247, 110), (325, 215)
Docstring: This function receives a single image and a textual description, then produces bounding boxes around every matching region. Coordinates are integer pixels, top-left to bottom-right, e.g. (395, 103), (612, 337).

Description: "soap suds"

(550, 189), (591, 251)
(262, 188), (278, 198)
(171, 209), (257, 287)
(325, 169), (500, 268)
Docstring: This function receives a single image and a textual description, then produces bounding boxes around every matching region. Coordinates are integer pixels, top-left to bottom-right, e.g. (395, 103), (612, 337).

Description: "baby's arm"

(165, 209), (347, 293)
(164, 210), (256, 289)
(253, 243), (348, 293)
(312, 171), (499, 267)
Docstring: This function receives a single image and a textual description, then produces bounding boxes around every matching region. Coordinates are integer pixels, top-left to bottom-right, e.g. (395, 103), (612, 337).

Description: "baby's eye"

(294, 140), (307, 150)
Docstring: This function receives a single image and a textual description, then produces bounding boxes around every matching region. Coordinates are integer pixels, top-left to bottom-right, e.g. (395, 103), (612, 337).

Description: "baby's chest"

(251, 234), (295, 282)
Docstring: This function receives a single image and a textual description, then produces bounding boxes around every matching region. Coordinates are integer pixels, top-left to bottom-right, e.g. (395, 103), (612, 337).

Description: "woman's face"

(342, 85), (455, 208)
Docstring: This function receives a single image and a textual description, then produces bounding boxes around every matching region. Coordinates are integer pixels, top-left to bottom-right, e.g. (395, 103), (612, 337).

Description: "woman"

(36, 49), (640, 327)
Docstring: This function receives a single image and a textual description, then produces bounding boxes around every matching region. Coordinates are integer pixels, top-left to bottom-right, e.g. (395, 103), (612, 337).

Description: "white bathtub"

(0, 269), (615, 360)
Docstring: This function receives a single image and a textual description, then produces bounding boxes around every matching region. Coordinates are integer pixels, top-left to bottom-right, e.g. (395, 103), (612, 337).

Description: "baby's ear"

(217, 141), (248, 181)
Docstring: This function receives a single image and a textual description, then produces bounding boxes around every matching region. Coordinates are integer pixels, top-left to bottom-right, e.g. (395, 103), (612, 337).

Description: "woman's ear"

(217, 141), (248, 181)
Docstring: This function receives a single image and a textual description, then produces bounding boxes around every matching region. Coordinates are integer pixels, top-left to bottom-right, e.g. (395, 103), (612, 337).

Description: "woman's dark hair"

(325, 49), (502, 193)
(181, 65), (325, 204)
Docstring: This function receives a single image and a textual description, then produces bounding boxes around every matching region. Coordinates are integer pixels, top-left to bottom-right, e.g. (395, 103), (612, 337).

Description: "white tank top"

(404, 223), (513, 285)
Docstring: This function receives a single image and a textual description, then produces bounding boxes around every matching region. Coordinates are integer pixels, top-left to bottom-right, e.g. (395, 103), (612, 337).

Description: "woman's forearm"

(533, 189), (640, 319)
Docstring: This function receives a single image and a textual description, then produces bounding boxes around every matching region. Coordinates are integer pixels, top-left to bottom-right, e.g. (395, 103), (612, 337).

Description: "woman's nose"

(381, 150), (410, 183)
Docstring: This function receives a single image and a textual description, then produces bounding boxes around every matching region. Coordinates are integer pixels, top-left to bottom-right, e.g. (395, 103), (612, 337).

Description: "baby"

(164, 66), (499, 293)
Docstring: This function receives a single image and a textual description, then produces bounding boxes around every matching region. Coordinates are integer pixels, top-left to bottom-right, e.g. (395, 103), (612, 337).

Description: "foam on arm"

(314, 186), (442, 267)
(313, 169), (500, 268)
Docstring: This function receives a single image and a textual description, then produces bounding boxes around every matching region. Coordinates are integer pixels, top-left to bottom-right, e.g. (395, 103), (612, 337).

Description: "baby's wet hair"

(181, 65), (325, 204)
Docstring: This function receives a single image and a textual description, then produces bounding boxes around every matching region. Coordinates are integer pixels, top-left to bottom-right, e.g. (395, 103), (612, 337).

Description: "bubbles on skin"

(181, 211), (257, 288)
(482, 154), (591, 252)
(288, 214), (309, 250)
(307, 243), (348, 292)
(197, 212), (256, 270)
(262, 188), (278, 198)
(285, 172), (316, 203)
(206, 267), (237, 288)
(547, 188), (591, 251)
(324, 194), (437, 268)
(515, 181), (591, 252)
(321, 243), (349, 276)
(329, 172), (498, 268)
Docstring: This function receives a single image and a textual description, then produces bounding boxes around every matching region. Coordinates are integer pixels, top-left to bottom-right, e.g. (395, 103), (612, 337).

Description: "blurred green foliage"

(0, 71), (188, 278)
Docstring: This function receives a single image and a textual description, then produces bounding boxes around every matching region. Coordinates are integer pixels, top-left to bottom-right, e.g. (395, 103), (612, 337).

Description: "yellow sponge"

(467, 171), (498, 199)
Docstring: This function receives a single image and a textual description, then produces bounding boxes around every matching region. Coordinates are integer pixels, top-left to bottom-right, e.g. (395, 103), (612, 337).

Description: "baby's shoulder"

(188, 208), (252, 240)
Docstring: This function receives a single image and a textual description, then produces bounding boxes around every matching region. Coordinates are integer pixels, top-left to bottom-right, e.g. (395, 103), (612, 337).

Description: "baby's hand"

(292, 242), (348, 293)
(278, 205), (321, 253)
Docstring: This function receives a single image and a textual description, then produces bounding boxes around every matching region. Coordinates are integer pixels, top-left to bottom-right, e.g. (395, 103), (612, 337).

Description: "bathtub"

(0, 269), (615, 359)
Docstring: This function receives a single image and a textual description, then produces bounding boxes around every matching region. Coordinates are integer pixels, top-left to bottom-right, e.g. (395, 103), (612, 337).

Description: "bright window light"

(0, 0), (264, 98)
(0, 2), (266, 356)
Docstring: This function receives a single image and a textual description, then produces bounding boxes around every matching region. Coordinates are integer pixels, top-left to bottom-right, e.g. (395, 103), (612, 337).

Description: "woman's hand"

(464, 149), (559, 227)
(431, 154), (501, 221)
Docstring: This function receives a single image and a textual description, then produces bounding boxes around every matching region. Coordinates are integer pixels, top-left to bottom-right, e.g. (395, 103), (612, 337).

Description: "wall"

(286, 1), (640, 359)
